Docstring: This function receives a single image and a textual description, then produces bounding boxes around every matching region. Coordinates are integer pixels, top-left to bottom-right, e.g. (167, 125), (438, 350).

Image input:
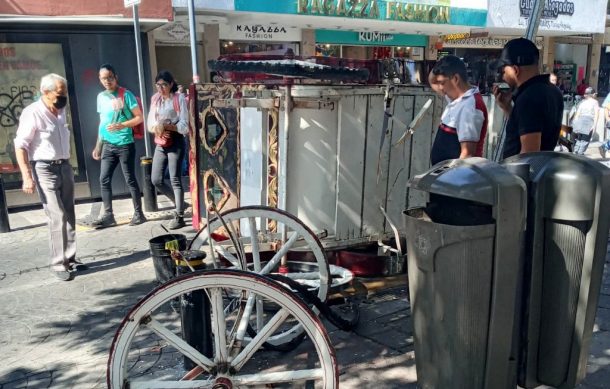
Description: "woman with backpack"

(148, 70), (189, 229)
(92, 63), (147, 228)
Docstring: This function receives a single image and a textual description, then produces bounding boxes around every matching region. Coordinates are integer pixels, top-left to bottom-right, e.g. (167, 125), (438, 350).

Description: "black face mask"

(53, 95), (68, 109)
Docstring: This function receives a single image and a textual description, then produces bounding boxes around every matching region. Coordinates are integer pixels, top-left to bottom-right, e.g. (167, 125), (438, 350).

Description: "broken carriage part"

(188, 206), (354, 349)
(107, 270), (339, 388)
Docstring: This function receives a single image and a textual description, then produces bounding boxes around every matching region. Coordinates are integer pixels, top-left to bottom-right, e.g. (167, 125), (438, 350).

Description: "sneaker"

(92, 213), (117, 229)
(51, 269), (73, 281)
(68, 259), (88, 271)
(599, 146), (607, 159)
(129, 212), (147, 226)
(168, 213), (186, 230)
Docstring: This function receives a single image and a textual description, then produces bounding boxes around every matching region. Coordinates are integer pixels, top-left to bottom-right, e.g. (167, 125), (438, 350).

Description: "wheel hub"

(212, 377), (233, 389)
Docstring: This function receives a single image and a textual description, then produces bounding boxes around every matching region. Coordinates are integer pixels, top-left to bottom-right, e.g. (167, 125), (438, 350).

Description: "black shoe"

(51, 269), (73, 281)
(68, 259), (88, 271)
(168, 213), (186, 230)
(92, 213), (117, 229)
(129, 212), (147, 226)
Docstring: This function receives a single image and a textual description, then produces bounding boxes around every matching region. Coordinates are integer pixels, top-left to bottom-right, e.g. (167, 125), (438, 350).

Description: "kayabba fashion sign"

(219, 24), (301, 42)
(487, 0), (606, 34)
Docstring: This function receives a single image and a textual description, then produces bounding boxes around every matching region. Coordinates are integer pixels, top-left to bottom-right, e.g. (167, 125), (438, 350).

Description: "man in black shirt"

(492, 38), (564, 159)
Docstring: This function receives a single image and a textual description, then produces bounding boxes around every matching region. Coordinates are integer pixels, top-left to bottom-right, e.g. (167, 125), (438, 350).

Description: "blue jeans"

(151, 139), (185, 214)
(100, 142), (142, 215)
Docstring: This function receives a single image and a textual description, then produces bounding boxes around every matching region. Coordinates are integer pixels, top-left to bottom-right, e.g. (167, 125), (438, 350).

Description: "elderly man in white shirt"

(14, 73), (81, 281)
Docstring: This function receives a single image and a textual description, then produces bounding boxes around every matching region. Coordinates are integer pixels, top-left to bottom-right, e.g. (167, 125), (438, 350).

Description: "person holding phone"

(492, 38), (563, 159)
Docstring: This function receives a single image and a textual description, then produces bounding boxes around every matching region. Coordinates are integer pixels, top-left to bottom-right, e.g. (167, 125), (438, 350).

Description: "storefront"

(553, 36), (592, 94)
(0, 1), (170, 207)
(441, 35), (543, 94)
(315, 30), (427, 83)
(486, 0), (607, 91)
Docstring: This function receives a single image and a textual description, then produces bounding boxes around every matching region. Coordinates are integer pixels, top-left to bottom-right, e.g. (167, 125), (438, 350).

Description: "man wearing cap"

(492, 38), (564, 159)
(428, 55), (488, 165)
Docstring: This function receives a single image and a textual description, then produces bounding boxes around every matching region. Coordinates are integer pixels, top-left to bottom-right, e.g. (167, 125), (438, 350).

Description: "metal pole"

(524, 0), (545, 41)
(0, 175), (11, 233)
(132, 4), (158, 212)
(132, 4), (152, 156)
(187, 0), (200, 83)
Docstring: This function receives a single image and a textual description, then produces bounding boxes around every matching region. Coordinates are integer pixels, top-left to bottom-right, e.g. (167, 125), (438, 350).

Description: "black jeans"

(151, 139), (185, 214)
(100, 142), (142, 215)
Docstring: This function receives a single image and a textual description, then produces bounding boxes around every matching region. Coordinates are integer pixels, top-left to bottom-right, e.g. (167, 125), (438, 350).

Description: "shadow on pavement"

(75, 248), (151, 276)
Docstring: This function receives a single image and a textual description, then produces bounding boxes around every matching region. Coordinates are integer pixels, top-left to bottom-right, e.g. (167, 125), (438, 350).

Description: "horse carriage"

(107, 58), (443, 388)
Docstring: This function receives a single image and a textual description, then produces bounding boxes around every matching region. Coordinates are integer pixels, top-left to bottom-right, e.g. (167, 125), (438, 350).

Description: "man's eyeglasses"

(156, 82), (169, 88)
(100, 76), (116, 82)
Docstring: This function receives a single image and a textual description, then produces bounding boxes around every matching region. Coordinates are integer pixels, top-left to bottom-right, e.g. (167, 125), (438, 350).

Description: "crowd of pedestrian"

(14, 65), (189, 281)
(12, 38), (610, 281)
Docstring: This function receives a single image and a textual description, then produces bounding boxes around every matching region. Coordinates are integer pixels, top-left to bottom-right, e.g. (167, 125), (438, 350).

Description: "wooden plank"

(285, 106), (339, 234)
(407, 92), (440, 209)
(335, 95), (368, 241)
(385, 94), (416, 234)
(361, 94), (388, 239)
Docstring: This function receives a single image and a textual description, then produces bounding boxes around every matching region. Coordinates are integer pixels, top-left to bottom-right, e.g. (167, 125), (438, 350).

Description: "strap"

(172, 93), (180, 113)
(117, 87), (131, 118)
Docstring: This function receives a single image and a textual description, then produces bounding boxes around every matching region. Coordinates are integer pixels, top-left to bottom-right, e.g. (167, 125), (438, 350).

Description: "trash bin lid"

(409, 158), (520, 206)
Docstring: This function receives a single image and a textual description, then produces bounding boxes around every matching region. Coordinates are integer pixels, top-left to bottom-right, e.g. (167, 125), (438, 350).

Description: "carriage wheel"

(188, 206), (334, 348)
(107, 270), (338, 388)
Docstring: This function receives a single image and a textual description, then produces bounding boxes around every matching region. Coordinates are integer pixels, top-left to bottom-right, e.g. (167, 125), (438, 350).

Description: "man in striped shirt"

(428, 55), (488, 165)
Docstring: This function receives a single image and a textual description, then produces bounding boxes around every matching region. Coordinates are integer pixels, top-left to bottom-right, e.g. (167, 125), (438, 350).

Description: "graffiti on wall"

(0, 43), (77, 183)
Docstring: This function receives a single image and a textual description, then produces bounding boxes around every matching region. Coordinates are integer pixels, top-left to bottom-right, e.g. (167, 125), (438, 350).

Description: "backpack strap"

(172, 93), (180, 113)
(117, 87), (131, 118)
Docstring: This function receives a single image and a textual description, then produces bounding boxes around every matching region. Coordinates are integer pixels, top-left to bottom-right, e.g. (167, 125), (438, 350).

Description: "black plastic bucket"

(149, 234), (187, 284)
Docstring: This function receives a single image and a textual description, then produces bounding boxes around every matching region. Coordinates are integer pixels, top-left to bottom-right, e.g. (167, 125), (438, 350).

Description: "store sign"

(443, 36), (544, 49)
(442, 31), (489, 42)
(519, 0), (574, 19)
(219, 24), (301, 42)
(297, 0), (380, 19)
(487, 0), (606, 34)
(316, 29), (428, 47)
(164, 23), (190, 41)
(386, 2), (450, 24)
(358, 32), (394, 43)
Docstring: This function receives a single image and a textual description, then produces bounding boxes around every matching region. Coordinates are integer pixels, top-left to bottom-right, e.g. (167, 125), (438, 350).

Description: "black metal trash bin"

(174, 250), (212, 370)
(502, 152), (610, 389)
(404, 158), (527, 389)
(149, 234), (187, 284)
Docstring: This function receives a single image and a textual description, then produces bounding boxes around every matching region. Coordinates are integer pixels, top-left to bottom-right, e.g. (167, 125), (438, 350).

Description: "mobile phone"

(493, 82), (511, 92)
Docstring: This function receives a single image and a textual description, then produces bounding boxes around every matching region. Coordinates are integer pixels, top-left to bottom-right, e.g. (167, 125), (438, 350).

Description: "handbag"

(152, 93), (181, 148)
(154, 132), (173, 148)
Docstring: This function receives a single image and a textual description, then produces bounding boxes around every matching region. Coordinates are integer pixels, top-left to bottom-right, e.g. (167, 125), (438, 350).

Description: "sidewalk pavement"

(0, 170), (609, 388)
